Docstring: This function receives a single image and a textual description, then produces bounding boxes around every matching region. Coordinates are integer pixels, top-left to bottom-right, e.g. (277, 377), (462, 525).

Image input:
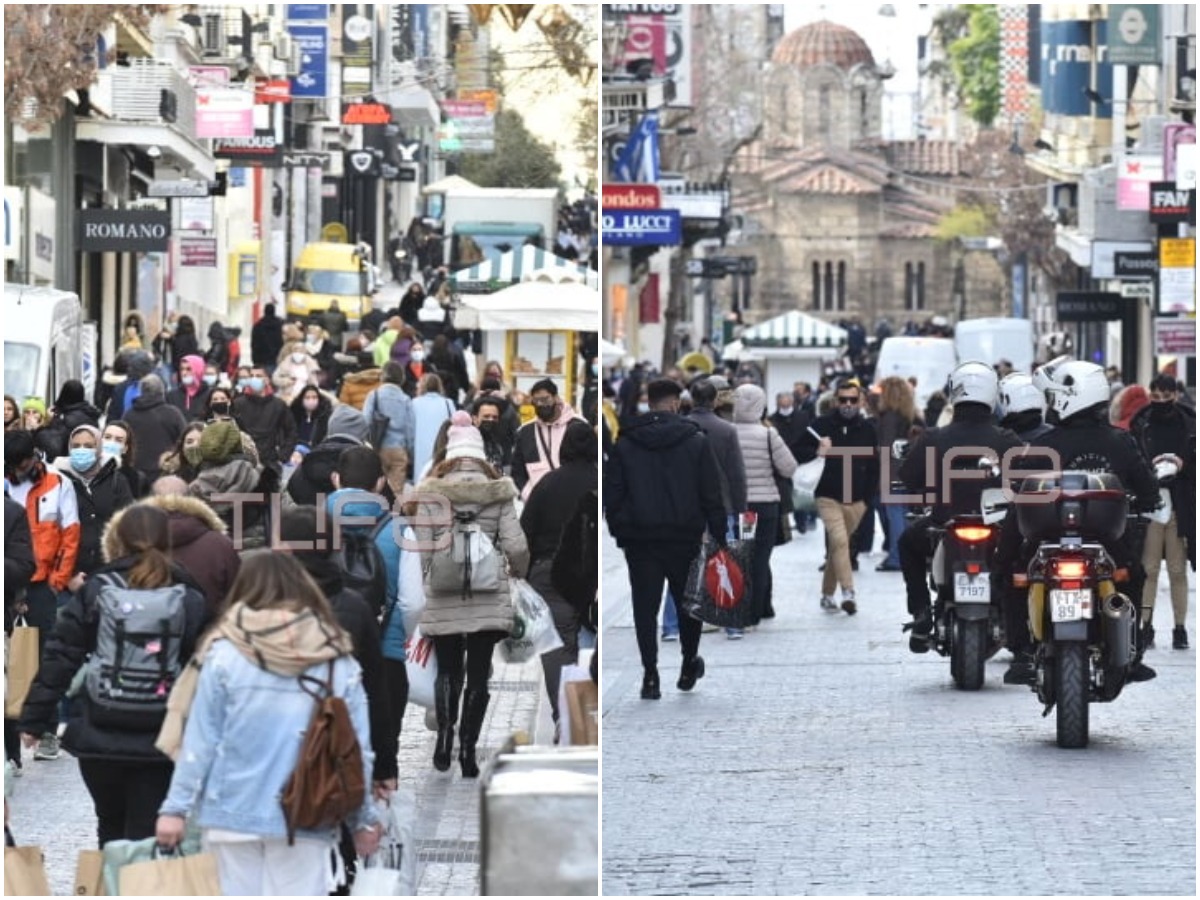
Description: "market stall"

(723, 311), (847, 399)
(450, 245), (599, 293)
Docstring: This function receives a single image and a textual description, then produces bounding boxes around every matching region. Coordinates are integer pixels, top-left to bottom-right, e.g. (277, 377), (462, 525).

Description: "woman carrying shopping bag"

(153, 551), (380, 896)
(409, 411), (529, 777)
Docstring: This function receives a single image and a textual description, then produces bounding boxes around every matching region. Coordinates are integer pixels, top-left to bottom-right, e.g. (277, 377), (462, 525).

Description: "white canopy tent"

(450, 245), (599, 293)
(722, 311), (847, 400)
(455, 280), (598, 332)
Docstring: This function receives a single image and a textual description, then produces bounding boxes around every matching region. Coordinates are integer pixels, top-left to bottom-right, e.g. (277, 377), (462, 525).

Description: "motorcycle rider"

(998, 360), (1162, 682)
(998, 373), (1054, 442)
(897, 362), (1024, 652)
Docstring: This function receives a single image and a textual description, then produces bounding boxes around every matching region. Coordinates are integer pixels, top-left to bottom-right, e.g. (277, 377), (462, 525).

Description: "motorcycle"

(1010, 470), (1139, 749)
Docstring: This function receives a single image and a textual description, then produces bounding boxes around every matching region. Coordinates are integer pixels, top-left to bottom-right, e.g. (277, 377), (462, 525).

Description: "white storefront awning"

(739, 310), (848, 351)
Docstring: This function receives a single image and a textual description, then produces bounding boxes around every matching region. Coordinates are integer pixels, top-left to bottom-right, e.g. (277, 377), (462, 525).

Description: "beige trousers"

(1141, 512), (1190, 627)
(817, 498), (866, 596)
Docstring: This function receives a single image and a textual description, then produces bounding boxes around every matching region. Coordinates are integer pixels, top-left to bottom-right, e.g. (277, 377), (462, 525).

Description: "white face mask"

(292, 352), (306, 363)
(411, 351), (425, 363)
(637, 402), (650, 414)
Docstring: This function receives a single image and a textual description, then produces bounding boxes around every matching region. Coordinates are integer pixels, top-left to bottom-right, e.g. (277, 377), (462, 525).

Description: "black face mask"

(1149, 400), (1175, 419)
(210, 401), (231, 417)
(535, 404), (557, 422)
(478, 420), (497, 434)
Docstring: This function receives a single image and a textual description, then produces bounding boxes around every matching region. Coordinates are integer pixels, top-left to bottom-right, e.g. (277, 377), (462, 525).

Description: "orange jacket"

(9, 466), (80, 591)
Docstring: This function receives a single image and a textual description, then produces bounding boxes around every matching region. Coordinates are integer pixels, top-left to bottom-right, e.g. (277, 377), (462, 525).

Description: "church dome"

(772, 20), (876, 71)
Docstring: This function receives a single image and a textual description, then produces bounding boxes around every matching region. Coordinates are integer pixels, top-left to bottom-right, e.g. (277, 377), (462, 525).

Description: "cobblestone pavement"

(601, 523), (1196, 896)
(7, 654), (546, 897)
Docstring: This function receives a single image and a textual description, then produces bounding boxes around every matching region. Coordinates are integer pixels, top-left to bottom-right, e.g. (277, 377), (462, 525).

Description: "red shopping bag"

(705, 548), (746, 610)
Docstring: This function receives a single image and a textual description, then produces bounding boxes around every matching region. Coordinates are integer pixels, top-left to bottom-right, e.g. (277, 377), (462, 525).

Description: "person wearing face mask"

(795, 378), (881, 616)
(232, 368), (297, 474)
(158, 422), (207, 484)
(4, 429), (80, 761)
(122, 375), (187, 483)
(53, 425), (134, 578)
(272, 341), (322, 405)
(473, 396), (509, 471)
(404, 340), (429, 394)
(510, 379), (589, 502)
(289, 386), (333, 458)
(1129, 374), (1196, 650)
(166, 355), (213, 422)
(101, 421), (151, 500)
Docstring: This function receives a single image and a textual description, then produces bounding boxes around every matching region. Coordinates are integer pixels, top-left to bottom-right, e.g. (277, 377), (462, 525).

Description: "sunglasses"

(836, 395), (859, 405)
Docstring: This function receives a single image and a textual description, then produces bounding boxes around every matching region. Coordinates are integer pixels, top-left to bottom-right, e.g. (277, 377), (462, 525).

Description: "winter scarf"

(155, 603), (352, 760)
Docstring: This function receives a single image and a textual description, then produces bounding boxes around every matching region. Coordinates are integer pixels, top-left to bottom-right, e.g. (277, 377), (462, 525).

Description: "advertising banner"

(1154, 318), (1196, 356)
(289, 24), (328, 98)
(195, 86), (254, 139)
(602, 209), (682, 246)
(180, 237), (218, 267)
(77, 209), (170, 252)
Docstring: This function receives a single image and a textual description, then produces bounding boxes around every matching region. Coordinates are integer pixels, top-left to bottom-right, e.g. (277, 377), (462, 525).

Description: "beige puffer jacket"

(413, 466), (530, 637)
(732, 384), (798, 503)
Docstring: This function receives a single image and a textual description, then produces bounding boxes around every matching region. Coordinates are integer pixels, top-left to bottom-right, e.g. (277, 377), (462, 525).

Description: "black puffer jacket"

(5, 496), (35, 621)
(605, 412), (726, 548)
(123, 384), (187, 481)
(285, 435), (362, 506)
(56, 458), (135, 576)
(232, 392), (296, 470)
(18, 557), (208, 761)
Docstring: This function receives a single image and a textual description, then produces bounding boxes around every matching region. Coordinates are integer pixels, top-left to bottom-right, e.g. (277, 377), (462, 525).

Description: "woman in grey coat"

(412, 411), (529, 777)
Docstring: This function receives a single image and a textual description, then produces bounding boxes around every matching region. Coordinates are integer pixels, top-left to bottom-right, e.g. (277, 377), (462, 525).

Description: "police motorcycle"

(893, 440), (1008, 690)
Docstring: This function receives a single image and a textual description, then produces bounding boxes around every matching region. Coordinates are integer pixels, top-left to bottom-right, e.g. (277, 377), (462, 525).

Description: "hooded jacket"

(232, 391), (296, 470)
(412, 470), (529, 637)
(520, 424), (598, 565)
(732, 386), (798, 505)
(105, 352), (155, 422)
(123, 381), (187, 480)
(1129, 399), (1196, 567)
(55, 454), (134, 576)
(605, 412), (727, 548)
(289, 390), (333, 451)
(187, 451), (265, 545)
(139, 493), (241, 614)
(8, 462), (80, 591)
(18, 507), (209, 761)
(205, 321), (231, 373)
(510, 402), (589, 501)
(166, 355), (213, 421)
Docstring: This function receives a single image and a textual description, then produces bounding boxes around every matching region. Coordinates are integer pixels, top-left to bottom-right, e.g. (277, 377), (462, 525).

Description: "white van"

(872, 336), (958, 411)
(4, 283), (84, 406)
(955, 317), (1035, 373)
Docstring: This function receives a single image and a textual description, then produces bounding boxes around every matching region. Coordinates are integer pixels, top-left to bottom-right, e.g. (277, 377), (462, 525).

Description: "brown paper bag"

(75, 848), (107, 896)
(565, 679), (598, 746)
(4, 618), (40, 719)
(118, 850), (221, 896)
(4, 846), (52, 896)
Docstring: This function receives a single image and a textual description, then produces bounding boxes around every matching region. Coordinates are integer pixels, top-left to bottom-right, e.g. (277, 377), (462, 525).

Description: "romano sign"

(76, 209), (170, 252)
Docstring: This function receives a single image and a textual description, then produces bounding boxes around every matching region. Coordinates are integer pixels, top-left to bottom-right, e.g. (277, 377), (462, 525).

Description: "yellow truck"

(284, 242), (376, 325)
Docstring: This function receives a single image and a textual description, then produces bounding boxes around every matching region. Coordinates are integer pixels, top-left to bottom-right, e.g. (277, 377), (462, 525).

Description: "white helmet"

(1032, 354), (1072, 394)
(997, 373), (1043, 418)
(948, 360), (999, 408)
(1043, 360), (1110, 420)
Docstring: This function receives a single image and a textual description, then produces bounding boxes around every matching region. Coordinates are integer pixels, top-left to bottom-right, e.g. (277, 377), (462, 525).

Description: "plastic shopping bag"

(500, 579), (563, 664)
(397, 527), (427, 637)
(404, 625), (438, 709)
(682, 537), (754, 629)
(352, 790), (419, 896)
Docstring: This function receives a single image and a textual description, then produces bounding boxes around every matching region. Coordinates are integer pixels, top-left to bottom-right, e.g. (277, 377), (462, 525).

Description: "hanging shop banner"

(1148, 182), (1196, 224)
(286, 4), (328, 20)
(195, 86), (255, 139)
(341, 8), (373, 100)
(213, 129), (284, 167)
(602, 209), (682, 246)
(77, 209), (170, 252)
(289, 24), (328, 98)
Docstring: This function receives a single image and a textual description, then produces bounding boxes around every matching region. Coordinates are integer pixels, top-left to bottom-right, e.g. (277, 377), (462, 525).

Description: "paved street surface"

(8, 653), (548, 897)
(602, 522), (1196, 896)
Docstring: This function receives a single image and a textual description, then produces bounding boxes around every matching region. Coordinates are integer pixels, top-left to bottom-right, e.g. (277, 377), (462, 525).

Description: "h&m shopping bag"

(5, 616), (40, 719)
(404, 625), (438, 709)
(682, 537), (754, 629)
(4, 845), (51, 896)
(117, 847), (220, 896)
(75, 848), (107, 896)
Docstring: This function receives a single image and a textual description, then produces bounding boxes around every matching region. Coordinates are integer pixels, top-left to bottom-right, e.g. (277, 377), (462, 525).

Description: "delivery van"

(872, 335), (958, 411)
(954, 317), (1035, 373)
(285, 242), (376, 325)
(4, 283), (84, 407)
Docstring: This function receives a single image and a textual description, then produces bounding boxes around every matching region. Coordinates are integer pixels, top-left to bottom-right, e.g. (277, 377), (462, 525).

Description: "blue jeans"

(884, 502), (908, 568)
(662, 586), (679, 636)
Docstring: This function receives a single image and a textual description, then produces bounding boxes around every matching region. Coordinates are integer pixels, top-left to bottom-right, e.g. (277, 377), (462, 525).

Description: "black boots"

(677, 655), (705, 691)
(905, 609), (933, 653)
(1003, 651), (1036, 686)
(458, 689), (490, 778)
(433, 674), (459, 772)
(640, 669), (661, 700)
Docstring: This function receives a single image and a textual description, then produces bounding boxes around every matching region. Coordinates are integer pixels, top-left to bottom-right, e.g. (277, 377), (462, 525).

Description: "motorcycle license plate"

(953, 573), (990, 603)
(1050, 589), (1091, 622)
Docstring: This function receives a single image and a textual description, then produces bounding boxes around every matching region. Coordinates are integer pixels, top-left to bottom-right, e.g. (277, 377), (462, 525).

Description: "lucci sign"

(602, 209), (682, 246)
(77, 209), (170, 252)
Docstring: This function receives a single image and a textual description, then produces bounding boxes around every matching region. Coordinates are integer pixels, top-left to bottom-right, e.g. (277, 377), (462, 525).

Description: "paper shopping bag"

(118, 849), (220, 896)
(564, 680), (598, 746)
(4, 845), (52, 896)
(5, 616), (40, 719)
(75, 848), (107, 896)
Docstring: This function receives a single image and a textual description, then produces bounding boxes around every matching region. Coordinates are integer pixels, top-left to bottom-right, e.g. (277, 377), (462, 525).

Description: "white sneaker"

(820, 595), (838, 612)
(34, 733), (60, 761)
(726, 629), (744, 640)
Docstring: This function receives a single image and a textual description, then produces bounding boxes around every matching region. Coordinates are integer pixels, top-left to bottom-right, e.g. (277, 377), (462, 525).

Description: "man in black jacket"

(606, 378), (727, 700)
(5, 490), (36, 772)
(232, 367), (296, 473)
(250, 303), (284, 373)
(898, 363), (1022, 651)
(688, 377), (747, 521)
(1129, 375), (1196, 650)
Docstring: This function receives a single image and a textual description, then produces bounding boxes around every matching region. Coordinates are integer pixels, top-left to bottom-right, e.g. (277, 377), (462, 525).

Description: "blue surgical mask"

(69, 448), (98, 472)
(202, 374), (217, 386)
(244, 377), (264, 393)
(102, 440), (124, 462)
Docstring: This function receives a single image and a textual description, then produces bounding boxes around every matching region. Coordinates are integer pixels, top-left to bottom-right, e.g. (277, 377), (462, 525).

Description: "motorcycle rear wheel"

(952, 618), (987, 691)
(1055, 642), (1089, 749)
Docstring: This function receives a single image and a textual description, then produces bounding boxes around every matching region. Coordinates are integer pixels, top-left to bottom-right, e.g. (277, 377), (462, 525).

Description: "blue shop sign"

(602, 209), (682, 246)
(289, 24), (328, 98)
(286, 5), (328, 20)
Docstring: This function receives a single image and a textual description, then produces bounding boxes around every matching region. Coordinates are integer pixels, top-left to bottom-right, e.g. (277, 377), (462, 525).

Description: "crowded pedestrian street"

(600, 524), (1196, 896)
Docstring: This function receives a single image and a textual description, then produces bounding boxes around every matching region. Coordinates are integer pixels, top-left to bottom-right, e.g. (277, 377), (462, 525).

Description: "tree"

(930, 5), (1001, 128)
(5, 6), (153, 124)
(456, 108), (562, 189)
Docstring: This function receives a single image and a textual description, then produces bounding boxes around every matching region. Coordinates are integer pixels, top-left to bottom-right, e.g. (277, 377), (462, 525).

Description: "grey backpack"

(85, 574), (188, 731)
(425, 509), (504, 599)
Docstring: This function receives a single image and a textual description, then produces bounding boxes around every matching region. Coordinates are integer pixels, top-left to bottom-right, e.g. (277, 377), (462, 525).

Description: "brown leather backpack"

(280, 661), (366, 845)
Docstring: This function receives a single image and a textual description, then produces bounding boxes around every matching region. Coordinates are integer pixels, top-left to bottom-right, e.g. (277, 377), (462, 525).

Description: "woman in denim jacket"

(154, 552), (380, 896)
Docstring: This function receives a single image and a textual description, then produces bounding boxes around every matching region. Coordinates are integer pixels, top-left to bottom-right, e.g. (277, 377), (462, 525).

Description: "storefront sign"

(342, 102), (391, 124)
(1148, 182), (1196, 224)
(1154, 318), (1196, 356)
(341, 6), (373, 99)
(602, 184), (662, 209)
(602, 209), (682, 246)
(195, 86), (254, 139)
(179, 236), (218, 267)
(1159, 267), (1196, 315)
(1160, 237), (1196, 268)
(213, 129), (284, 167)
(1055, 291), (1124, 322)
(255, 78), (292, 104)
(77, 209), (170, 252)
(289, 24), (328, 98)
(1113, 251), (1158, 278)
(1091, 240), (1153, 279)
(1116, 155), (1164, 211)
(286, 4), (327, 20)
(1107, 5), (1160, 64)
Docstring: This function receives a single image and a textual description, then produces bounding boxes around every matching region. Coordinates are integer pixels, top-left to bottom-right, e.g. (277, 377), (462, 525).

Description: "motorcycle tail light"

(953, 525), (993, 543)
(1059, 580), (1082, 591)
(965, 563), (982, 575)
(1113, 567), (1130, 583)
(1012, 573), (1029, 588)
(1054, 559), (1087, 579)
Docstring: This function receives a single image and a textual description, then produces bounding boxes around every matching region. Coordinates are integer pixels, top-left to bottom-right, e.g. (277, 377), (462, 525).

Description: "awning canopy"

(454, 280), (597, 332)
(421, 174), (478, 195)
(450, 245), (598, 293)
(739, 311), (848, 350)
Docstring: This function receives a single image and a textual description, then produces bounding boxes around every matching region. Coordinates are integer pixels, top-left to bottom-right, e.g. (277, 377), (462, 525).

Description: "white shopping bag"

(352, 790), (419, 896)
(404, 625), (438, 709)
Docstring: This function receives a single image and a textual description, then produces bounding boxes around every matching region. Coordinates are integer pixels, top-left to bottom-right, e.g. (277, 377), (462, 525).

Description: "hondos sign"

(77, 209), (170, 252)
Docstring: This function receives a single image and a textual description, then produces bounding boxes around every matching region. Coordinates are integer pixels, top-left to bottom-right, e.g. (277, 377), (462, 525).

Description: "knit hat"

(327, 404), (369, 443)
(199, 421), (243, 465)
(444, 410), (486, 462)
(21, 397), (47, 416)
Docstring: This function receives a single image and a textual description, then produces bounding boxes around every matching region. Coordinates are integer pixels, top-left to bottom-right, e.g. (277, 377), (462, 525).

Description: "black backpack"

(338, 518), (391, 618)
